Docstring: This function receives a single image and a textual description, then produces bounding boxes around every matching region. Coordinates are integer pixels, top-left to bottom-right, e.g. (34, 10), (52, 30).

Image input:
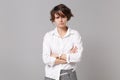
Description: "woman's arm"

(50, 52), (67, 64)
(50, 46), (78, 64)
(60, 46), (78, 60)
(54, 58), (67, 64)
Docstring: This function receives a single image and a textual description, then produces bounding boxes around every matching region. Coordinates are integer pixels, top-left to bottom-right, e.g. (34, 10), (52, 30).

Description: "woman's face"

(54, 13), (68, 28)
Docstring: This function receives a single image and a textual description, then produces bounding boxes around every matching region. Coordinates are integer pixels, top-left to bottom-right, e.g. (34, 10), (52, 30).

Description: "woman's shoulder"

(70, 28), (81, 36)
(70, 28), (82, 41)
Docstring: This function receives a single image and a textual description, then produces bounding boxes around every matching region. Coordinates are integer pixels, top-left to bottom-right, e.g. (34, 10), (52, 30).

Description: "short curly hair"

(50, 4), (73, 22)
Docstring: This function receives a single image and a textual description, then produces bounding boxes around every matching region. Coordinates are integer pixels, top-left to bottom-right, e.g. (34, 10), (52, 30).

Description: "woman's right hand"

(70, 46), (78, 53)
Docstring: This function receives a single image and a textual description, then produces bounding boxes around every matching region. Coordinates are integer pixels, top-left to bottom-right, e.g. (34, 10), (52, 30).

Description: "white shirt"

(42, 27), (83, 80)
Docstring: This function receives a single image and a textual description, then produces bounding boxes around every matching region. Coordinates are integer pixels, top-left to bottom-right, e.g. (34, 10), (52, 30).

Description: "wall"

(0, 0), (120, 80)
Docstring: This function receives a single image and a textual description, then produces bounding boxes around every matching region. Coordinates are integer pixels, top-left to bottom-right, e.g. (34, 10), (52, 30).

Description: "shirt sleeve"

(67, 31), (83, 63)
(42, 33), (56, 67)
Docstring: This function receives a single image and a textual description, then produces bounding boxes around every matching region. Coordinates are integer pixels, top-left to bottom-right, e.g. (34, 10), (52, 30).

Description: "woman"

(42, 4), (83, 80)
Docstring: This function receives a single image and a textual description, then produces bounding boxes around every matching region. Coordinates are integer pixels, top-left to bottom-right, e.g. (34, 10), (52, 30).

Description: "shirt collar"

(53, 27), (72, 38)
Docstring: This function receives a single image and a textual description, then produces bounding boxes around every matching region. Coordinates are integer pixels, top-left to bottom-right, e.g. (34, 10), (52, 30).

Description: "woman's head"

(50, 4), (73, 22)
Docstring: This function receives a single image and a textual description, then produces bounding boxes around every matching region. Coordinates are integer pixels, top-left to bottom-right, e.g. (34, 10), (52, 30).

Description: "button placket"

(59, 38), (64, 54)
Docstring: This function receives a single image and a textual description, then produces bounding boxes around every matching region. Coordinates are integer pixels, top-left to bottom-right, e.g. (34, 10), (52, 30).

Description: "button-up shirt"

(42, 27), (83, 80)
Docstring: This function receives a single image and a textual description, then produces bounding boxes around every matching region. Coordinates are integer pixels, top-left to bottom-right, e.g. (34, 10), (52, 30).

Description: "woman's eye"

(56, 17), (59, 19)
(62, 16), (65, 18)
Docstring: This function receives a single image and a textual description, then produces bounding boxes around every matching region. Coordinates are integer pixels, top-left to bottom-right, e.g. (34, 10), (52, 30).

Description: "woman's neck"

(57, 26), (68, 38)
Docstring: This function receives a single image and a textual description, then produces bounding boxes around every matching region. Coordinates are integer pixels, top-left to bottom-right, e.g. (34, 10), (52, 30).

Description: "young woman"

(42, 4), (83, 80)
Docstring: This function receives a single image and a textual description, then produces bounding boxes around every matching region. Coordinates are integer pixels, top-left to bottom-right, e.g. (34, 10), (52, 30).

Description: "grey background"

(0, 0), (120, 80)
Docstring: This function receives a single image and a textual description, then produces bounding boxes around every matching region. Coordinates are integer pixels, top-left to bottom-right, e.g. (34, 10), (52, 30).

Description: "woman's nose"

(59, 17), (63, 21)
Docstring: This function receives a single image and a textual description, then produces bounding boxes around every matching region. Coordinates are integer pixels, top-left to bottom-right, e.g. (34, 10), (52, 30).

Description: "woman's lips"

(59, 23), (64, 25)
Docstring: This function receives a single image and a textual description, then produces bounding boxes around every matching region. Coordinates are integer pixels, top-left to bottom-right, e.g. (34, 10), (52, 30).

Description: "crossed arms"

(42, 32), (83, 67)
(50, 46), (78, 65)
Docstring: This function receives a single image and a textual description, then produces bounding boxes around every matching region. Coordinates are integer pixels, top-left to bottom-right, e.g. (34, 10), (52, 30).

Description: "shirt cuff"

(49, 57), (56, 67)
(66, 54), (70, 63)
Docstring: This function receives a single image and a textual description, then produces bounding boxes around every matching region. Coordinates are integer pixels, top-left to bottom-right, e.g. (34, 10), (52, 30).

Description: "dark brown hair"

(50, 4), (73, 22)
